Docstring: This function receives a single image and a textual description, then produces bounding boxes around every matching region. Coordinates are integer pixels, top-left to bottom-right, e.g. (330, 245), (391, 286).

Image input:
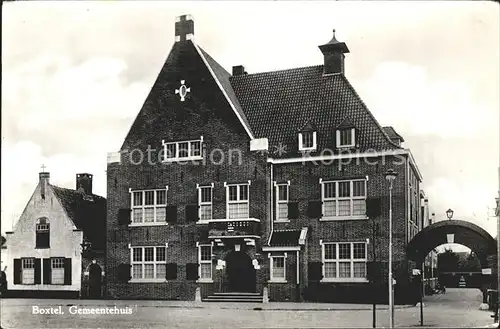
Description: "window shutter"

(64, 258), (72, 285)
(118, 208), (131, 225)
(43, 258), (51, 284)
(288, 202), (299, 220)
(367, 262), (381, 283)
(117, 264), (132, 282)
(185, 204), (199, 222)
(186, 263), (199, 280)
(13, 259), (21, 284)
(307, 201), (323, 218)
(34, 258), (41, 284)
(197, 228), (209, 243)
(366, 198), (381, 218)
(166, 206), (178, 224)
(308, 262), (323, 281)
(166, 263), (178, 280)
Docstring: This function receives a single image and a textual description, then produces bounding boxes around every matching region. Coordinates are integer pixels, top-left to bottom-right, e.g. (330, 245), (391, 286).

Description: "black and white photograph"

(1, 1), (499, 328)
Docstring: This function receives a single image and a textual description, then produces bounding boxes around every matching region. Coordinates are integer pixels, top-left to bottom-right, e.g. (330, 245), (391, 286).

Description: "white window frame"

(225, 181), (250, 219)
(269, 253), (287, 283)
(336, 128), (356, 148)
(197, 243), (213, 283)
(21, 258), (35, 285)
(320, 179), (367, 221)
(129, 245), (168, 283)
(298, 131), (317, 151)
(320, 241), (368, 283)
(197, 183), (214, 223)
(274, 181), (290, 222)
(162, 137), (203, 162)
(129, 188), (168, 226)
(51, 257), (65, 285)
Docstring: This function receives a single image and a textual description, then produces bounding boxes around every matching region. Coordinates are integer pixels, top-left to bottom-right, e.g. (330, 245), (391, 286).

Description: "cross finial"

(41, 164), (47, 172)
(175, 14), (194, 42)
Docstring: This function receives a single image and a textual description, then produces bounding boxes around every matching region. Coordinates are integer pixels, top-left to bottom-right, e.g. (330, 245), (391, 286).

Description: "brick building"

(105, 15), (423, 303)
(4, 172), (106, 298)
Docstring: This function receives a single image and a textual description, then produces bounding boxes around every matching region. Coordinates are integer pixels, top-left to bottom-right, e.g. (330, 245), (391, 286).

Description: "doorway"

(88, 263), (102, 299)
(225, 251), (256, 293)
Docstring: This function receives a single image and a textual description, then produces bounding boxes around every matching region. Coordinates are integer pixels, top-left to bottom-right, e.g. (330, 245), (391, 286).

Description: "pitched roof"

(229, 66), (400, 157)
(269, 229), (302, 247)
(51, 185), (106, 249)
(383, 126), (405, 142)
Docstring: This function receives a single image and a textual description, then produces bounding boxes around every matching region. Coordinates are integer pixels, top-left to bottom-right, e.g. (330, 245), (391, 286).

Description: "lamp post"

(446, 208), (454, 220)
(385, 169), (398, 329)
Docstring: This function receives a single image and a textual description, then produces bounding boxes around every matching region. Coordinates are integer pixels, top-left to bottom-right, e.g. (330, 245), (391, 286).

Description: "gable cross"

(175, 15), (194, 42)
(175, 80), (191, 102)
(41, 164), (47, 172)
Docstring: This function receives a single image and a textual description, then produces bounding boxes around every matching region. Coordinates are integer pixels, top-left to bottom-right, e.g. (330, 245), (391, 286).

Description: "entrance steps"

(203, 292), (263, 303)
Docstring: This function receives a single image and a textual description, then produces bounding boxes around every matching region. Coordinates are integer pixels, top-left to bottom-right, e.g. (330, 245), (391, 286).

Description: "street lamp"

(446, 208), (454, 220)
(385, 169), (398, 329)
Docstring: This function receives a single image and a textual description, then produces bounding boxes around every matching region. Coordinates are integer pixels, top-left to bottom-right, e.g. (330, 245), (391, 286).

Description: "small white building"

(4, 171), (106, 298)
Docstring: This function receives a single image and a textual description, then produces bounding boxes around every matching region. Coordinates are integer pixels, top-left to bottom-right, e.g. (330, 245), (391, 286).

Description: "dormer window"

(298, 121), (317, 152)
(163, 137), (203, 162)
(336, 128), (355, 148)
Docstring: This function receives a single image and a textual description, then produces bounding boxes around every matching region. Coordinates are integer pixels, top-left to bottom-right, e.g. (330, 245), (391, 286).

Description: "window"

(35, 217), (50, 248)
(131, 189), (167, 224)
(270, 255), (286, 282)
(227, 183), (249, 219)
(276, 184), (289, 221)
(21, 258), (35, 284)
(162, 138), (203, 161)
(336, 128), (356, 148)
(322, 242), (367, 281)
(51, 258), (65, 285)
(321, 179), (366, 219)
(198, 244), (212, 281)
(298, 131), (317, 151)
(131, 246), (167, 281)
(198, 186), (213, 221)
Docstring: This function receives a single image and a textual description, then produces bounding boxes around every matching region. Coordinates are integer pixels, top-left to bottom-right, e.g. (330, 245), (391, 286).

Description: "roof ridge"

(51, 184), (105, 199)
(230, 64), (322, 78)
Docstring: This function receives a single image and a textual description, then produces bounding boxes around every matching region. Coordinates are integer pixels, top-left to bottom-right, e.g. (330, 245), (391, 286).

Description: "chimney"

(175, 14), (194, 42)
(232, 65), (247, 76)
(318, 29), (350, 75)
(39, 172), (50, 199)
(76, 173), (93, 195)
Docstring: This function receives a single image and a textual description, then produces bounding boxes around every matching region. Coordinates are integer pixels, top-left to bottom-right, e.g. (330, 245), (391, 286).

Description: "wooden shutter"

(117, 264), (132, 282)
(366, 198), (382, 218)
(186, 263), (199, 280)
(13, 259), (21, 284)
(367, 261), (381, 283)
(34, 258), (41, 284)
(307, 200), (323, 218)
(166, 263), (178, 280)
(43, 258), (51, 284)
(118, 208), (132, 225)
(185, 205), (199, 222)
(308, 262), (323, 281)
(64, 258), (72, 285)
(288, 202), (299, 220)
(166, 206), (177, 224)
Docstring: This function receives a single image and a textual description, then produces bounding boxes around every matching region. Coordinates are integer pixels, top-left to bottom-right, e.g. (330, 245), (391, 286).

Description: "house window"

(227, 183), (249, 219)
(51, 258), (65, 285)
(298, 131), (317, 151)
(336, 129), (355, 148)
(270, 255), (286, 282)
(21, 258), (35, 284)
(198, 244), (212, 281)
(35, 217), (50, 248)
(198, 186), (213, 221)
(131, 189), (167, 224)
(276, 184), (289, 221)
(322, 242), (367, 281)
(321, 179), (366, 219)
(162, 138), (203, 161)
(131, 246), (166, 281)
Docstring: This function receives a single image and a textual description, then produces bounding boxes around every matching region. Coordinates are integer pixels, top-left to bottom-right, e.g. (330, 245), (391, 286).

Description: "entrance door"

(225, 251), (256, 292)
(88, 263), (102, 299)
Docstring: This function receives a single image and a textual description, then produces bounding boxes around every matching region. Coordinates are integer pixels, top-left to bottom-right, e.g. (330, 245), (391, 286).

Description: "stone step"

(203, 298), (263, 303)
(212, 292), (261, 296)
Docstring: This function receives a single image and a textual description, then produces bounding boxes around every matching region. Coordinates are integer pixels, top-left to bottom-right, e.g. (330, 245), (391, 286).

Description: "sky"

(2, 1), (499, 251)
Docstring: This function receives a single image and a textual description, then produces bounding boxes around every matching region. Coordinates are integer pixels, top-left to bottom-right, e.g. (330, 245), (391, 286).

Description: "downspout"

(296, 250), (300, 284)
(267, 162), (274, 246)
